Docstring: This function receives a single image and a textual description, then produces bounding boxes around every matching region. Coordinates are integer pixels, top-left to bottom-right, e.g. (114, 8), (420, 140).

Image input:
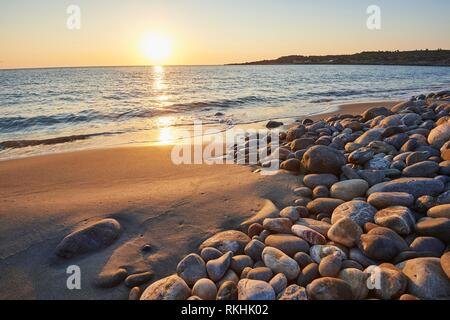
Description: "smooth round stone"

(230, 255), (254, 275)
(262, 247), (300, 281)
(410, 237), (445, 256)
(406, 151), (430, 166)
(206, 251), (233, 282)
(349, 248), (378, 268)
(415, 195), (436, 213)
(297, 263), (319, 287)
(128, 287), (141, 300)
(246, 267), (272, 282)
(269, 273), (288, 295)
(237, 279), (276, 300)
(240, 267), (252, 279)
(327, 217), (363, 248)
(216, 281), (238, 300)
(307, 277), (353, 300)
(200, 247), (223, 262)
(436, 190), (450, 205)
(368, 267), (407, 300)
(439, 161), (450, 175)
(294, 197), (311, 207)
(265, 234), (309, 256)
(302, 146), (347, 175)
(427, 204), (450, 219)
(95, 268), (128, 288)
(428, 121), (450, 149)
(341, 260), (364, 271)
(244, 239), (265, 261)
(402, 257), (450, 299)
(192, 279), (217, 300)
(415, 218), (450, 243)
(294, 252), (314, 268)
(291, 225), (326, 245)
(403, 161), (440, 177)
(367, 177), (445, 199)
(296, 218), (332, 236)
(319, 255), (342, 277)
(385, 133), (409, 150)
(367, 192), (414, 209)
(263, 218), (293, 233)
(124, 271), (154, 288)
(393, 250), (440, 264)
(357, 169), (385, 187)
(354, 128), (385, 146)
(307, 198), (345, 215)
(358, 227), (408, 261)
(286, 126), (306, 142)
(366, 156), (391, 170)
(362, 106), (393, 121)
(216, 269), (240, 288)
(313, 185), (330, 199)
(441, 252), (450, 280)
(279, 206), (300, 221)
(374, 206), (415, 235)
(280, 158), (301, 172)
(349, 147), (374, 165)
(140, 275), (191, 300)
(310, 245), (347, 264)
(247, 223), (264, 238)
(331, 200), (377, 227)
(278, 285), (308, 300)
(200, 230), (251, 255)
(330, 179), (369, 201)
(339, 268), (369, 300)
(291, 138), (315, 151)
(177, 254), (207, 286)
(294, 187), (313, 198)
(259, 230), (271, 242)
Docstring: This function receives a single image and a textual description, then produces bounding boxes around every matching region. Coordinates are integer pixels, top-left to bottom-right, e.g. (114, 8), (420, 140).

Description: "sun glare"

(140, 34), (172, 65)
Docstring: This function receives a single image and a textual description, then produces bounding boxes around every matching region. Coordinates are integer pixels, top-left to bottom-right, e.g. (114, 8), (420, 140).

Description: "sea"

(1, 64), (449, 159)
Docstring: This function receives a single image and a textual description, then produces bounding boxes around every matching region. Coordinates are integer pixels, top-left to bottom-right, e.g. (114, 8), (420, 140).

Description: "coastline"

(0, 100), (401, 299)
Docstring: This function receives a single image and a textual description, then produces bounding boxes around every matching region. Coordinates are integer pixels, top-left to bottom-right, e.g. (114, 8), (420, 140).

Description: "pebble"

(296, 218), (331, 236)
(278, 285), (308, 300)
(95, 268), (128, 288)
(374, 206), (415, 235)
(302, 146), (347, 175)
(368, 266), (407, 300)
(338, 268), (369, 299)
(124, 271), (154, 288)
(441, 252), (450, 280)
(269, 273), (288, 295)
(200, 247), (223, 262)
(427, 204), (450, 219)
(310, 245), (347, 264)
(279, 206), (300, 221)
(410, 237), (445, 256)
(297, 263), (319, 287)
(403, 161), (440, 177)
(192, 278), (217, 300)
(349, 248), (379, 268)
(216, 269), (240, 288)
(341, 260), (364, 271)
(140, 275), (191, 300)
(244, 239), (265, 261)
(367, 192), (414, 209)
(327, 217), (363, 248)
(237, 279), (276, 300)
(313, 185), (329, 198)
(294, 252), (314, 268)
(330, 179), (369, 201)
(200, 230), (251, 255)
(415, 218), (450, 243)
(177, 253), (207, 286)
(280, 158), (301, 172)
(367, 177), (445, 199)
(358, 169), (385, 186)
(129, 287), (141, 300)
(293, 187), (313, 198)
(262, 217), (293, 233)
(349, 147), (374, 165)
(247, 267), (273, 282)
(291, 225), (326, 245)
(331, 200), (377, 227)
(262, 247), (300, 281)
(359, 227), (408, 261)
(216, 281), (238, 300)
(303, 173), (339, 188)
(206, 251), (233, 282)
(319, 255), (342, 277)
(306, 277), (353, 300)
(265, 234), (310, 256)
(307, 198), (345, 216)
(428, 120), (450, 149)
(230, 255), (254, 275)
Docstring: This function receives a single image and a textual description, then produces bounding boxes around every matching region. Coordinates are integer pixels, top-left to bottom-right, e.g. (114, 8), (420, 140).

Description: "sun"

(140, 34), (172, 65)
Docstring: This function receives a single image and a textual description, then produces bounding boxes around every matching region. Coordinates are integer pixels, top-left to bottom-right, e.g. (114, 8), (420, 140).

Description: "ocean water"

(0, 64), (449, 159)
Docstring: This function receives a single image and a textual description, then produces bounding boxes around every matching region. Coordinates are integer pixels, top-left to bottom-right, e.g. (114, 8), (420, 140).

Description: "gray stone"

(367, 177), (445, 199)
(374, 206), (415, 235)
(306, 277), (353, 300)
(303, 174), (339, 188)
(140, 275), (191, 300)
(247, 267), (273, 282)
(354, 128), (385, 146)
(269, 273), (288, 295)
(206, 251), (233, 282)
(331, 200), (377, 227)
(428, 121), (450, 149)
(367, 192), (414, 209)
(192, 278), (217, 300)
(330, 179), (369, 201)
(265, 234), (309, 256)
(319, 255), (342, 277)
(217, 281), (238, 300)
(200, 230), (251, 255)
(177, 254), (207, 286)
(307, 198), (345, 216)
(349, 147), (374, 165)
(339, 268), (369, 299)
(244, 239), (265, 262)
(237, 279), (276, 300)
(358, 169), (386, 186)
(327, 217), (363, 248)
(310, 245), (347, 264)
(278, 285), (308, 300)
(415, 218), (450, 243)
(262, 247), (300, 281)
(403, 161), (440, 177)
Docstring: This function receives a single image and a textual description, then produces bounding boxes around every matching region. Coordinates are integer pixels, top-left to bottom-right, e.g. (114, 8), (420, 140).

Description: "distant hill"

(230, 50), (450, 67)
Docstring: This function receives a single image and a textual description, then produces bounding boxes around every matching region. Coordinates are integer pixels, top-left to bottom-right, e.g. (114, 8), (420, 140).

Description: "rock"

(310, 245), (347, 264)
(349, 248), (378, 268)
(374, 206), (415, 235)
(200, 230), (251, 255)
(247, 267), (273, 282)
(278, 285), (308, 300)
(192, 279), (217, 300)
(291, 138), (315, 151)
(286, 126), (306, 142)
(129, 287), (141, 300)
(368, 140), (397, 155)
(206, 251), (233, 282)
(280, 158), (301, 172)
(95, 268), (128, 288)
(349, 147), (374, 165)
(366, 156), (391, 170)
(265, 234), (309, 256)
(313, 185), (329, 198)
(247, 223), (263, 238)
(358, 170), (385, 186)
(406, 151), (430, 166)
(440, 161), (450, 175)
(296, 218), (331, 236)
(441, 252), (450, 279)
(384, 133), (409, 150)
(269, 273), (288, 295)
(415, 218), (450, 243)
(427, 204), (450, 219)
(291, 225), (326, 245)
(341, 259), (364, 271)
(331, 200), (377, 227)
(302, 146), (346, 175)
(294, 252), (314, 268)
(367, 192), (414, 209)
(327, 217), (363, 248)
(279, 206), (300, 222)
(297, 262), (320, 287)
(307, 198), (345, 216)
(177, 254), (207, 286)
(330, 179), (369, 201)
(428, 121), (450, 149)
(415, 195), (436, 213)
(410, 237), (445, 256)
(266, 120), (283, 129)
(140, 275), (191, 300)
(125, 271), (154, 288)
(241, 199), (279, 229)
(367, 267), (407, 300)
(359, 227), (408, 261)
(55, 218), (121, 259)
(303, 174), (339, 188)
(354, 128), (385, 146)
(403, 161), (440, 177)
(339, 268), (369, 299)
(237, 279), (276, 300)
(341, 165), (361, 180)
(393, 251), (441, 264)
(263, 218), (292, 233)
(367, 177), (445, 199)
(294, 187), (313, 198)
(319, 255), (342, 277)
(230, 255), (254, 275)
(216, 281), (238, 300)
(262, 247), (300, 280)
(307, 277), (353, 300)
(402, 257), (450, 299)
(200, 247), (223, 262)
(362, 107), (393, 122)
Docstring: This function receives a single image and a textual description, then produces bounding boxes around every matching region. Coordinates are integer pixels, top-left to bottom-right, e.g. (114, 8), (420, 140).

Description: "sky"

(1, 0), (449, 69)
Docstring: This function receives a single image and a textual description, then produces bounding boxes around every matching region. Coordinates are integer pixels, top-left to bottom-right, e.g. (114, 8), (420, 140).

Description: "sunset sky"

(1, 0), (449, 69)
